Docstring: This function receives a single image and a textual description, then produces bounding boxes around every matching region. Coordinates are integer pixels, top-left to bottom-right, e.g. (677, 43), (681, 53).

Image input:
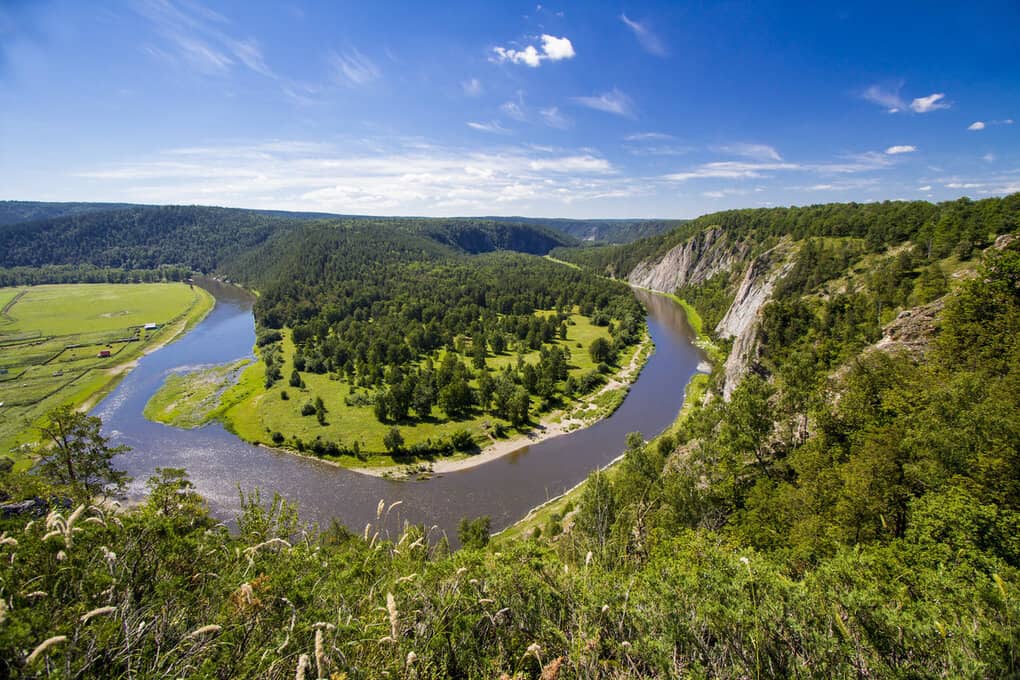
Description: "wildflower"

(185, 624), (222, 639)
(295, 653), (310, 680)
(80, 606), (116, 624)
(387, 592), (399, 639)
(26, 636), (67, 664)
(315, 628), (326, 679)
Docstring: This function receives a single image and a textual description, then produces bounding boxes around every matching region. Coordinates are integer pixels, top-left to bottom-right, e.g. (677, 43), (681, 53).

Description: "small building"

(98, 349), (112, 358)
(144, 323), (158, 331)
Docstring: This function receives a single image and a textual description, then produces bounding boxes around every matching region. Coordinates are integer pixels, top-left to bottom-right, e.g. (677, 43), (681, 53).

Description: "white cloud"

(466, 121), (511, 134)
(624, 132), (673, 141)
(911, 93), (949, 113)
(329, 48), (380, 86)
(73, 139), (638, 216)
(501, 100), (527, 121)
(462, 78), (482, 97)
(885, 145), (916, 155)
(492, 35), (575, 67)
(918, 185), (932, 191)
(620, 14), (667, 56)
(540, 34), (575, 61)
(862, 83), (906, 113)
(716, 143), (783, 161)
(528, 155), (613, 173)
(663, 161), (799, 182)
(983, 153), (996, 162)
(573, 88), (634, 117)
(133, 0), (275, 79)
(968, 121), (986, 131)
(493, 44), (542, 67)
(540, 106), (571, 129)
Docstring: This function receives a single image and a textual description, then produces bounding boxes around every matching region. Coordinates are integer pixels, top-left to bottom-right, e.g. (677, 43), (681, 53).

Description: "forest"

(0, 195), (1018, 676)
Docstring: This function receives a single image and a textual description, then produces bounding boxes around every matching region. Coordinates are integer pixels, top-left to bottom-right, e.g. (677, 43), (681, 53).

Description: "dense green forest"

(554, 195), (1020, 278)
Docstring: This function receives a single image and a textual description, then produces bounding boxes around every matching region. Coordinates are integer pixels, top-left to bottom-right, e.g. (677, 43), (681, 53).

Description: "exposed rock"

(715, 243), (795, 399)
(627, 227), (746, 292)
(873, 298), (944, 356)
(0, 497), (50, 518)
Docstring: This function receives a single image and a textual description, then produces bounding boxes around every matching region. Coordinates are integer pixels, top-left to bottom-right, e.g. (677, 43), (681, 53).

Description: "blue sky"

(1, 1), (1018, 218)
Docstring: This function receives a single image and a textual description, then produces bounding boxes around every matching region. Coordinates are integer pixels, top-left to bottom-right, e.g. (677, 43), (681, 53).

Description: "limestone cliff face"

(715, 243), (794, 398)
(626, 227), (794, 400)
(627, 228), (746, 292)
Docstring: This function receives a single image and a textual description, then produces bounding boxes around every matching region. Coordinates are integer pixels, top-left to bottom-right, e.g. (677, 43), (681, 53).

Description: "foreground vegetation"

(0, 283), (213, 463)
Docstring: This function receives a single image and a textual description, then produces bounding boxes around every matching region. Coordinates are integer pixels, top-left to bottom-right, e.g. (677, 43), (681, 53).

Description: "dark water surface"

(96, 280), (703, 538)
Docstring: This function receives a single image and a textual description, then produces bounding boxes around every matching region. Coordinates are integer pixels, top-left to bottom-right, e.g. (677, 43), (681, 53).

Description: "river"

(96, 279), (703, 539)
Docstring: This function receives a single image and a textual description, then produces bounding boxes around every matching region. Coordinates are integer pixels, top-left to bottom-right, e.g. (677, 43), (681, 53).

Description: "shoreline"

(79, 286), (216, 413)
(348, 327), (652, 478)
(235, 328), (654, 479)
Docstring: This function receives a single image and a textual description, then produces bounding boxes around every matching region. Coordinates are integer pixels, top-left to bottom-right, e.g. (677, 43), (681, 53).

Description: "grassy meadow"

(0, 282), (214, 465)
(186, 310), (639, 468)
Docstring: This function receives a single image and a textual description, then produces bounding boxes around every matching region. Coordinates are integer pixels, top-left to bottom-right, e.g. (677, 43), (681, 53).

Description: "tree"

(589, 336), (612, 363)
(574, 469), (616, 554)
(457, 515), (491, 549)
(383, 427), (404, 455)
(35, 405), (129, 500)
(144, 467), (206, 520)
(314, 395), (327, 425)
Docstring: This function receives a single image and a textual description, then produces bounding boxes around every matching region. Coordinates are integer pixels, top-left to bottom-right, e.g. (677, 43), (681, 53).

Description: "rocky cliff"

(627, 227), (747, 292)
(714, 243), (794, 398)
(627, 227), (793, 398)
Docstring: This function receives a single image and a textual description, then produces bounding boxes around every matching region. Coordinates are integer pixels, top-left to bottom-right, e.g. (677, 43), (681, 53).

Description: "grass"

(0, 283), (214, 466)
(172, 310), (634, 469)
(144, 359), (251, 429)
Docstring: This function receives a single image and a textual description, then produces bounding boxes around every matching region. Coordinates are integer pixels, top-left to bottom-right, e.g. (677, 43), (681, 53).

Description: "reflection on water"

(97, 281), (702, 542)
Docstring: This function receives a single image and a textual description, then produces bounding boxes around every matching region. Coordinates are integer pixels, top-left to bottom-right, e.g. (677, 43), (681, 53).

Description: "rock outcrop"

(715, 243), (794, 398)
(627, 228), (746, 292)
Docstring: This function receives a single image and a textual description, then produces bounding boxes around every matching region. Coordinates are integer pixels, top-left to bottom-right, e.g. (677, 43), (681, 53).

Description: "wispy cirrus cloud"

(910, 93), (949, 113)
(72, 139), (635, 215)
(862, 83), (906, 113)
(466, 121), (511, 134)
(620, 14), (668, 56)
(573, 88), (634, 117)
(715, 143), (783, 161)
(491, 34), (575, 67)
(540, 106), (571, 129)
(133, 0), (274, 78)
(885, 145), (916, 154)
(329, 48), (380, 86)
(461, 77), (483, 97)
(861, 82), (951, 114)
(968, 118), (1013, 131)
(624, 132), (673, 142)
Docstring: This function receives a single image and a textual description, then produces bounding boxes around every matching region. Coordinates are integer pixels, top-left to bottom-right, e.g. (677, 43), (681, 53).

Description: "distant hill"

(485, 215), (685, 244)
(0, 200), (141, 226)
(0, 204), (574, 276)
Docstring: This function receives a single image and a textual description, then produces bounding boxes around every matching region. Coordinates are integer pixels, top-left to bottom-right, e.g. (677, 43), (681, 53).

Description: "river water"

(96, 279), (702, 538)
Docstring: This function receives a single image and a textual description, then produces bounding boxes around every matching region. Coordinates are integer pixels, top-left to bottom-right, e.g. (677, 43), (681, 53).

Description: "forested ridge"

(1, 196), (1019, 676)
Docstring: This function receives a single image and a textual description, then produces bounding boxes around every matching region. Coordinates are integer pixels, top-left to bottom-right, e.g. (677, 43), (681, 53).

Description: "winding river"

(96, 279), (703, 539)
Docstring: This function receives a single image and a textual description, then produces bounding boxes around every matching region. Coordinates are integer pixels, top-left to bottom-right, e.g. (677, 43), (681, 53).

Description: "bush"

(450, 429), (475, 451)
(300, 402), (316, 416)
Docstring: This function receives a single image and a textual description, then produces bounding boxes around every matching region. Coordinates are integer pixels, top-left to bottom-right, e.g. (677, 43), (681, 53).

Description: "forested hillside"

(1, 238), (1018, 676)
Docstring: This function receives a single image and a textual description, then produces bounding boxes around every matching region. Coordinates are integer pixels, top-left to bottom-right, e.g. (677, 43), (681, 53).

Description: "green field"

(146, 310), (640, 469)
(0, 283), (214, 464)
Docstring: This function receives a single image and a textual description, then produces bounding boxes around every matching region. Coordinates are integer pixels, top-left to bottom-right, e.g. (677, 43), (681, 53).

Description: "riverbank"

(1, 282), (214, 468)
(354, 329), (653, 478)
(496, 288), (716, 541)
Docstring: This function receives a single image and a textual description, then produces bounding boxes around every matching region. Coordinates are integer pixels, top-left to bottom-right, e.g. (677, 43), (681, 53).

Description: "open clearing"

(0, 282), (214, 464)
